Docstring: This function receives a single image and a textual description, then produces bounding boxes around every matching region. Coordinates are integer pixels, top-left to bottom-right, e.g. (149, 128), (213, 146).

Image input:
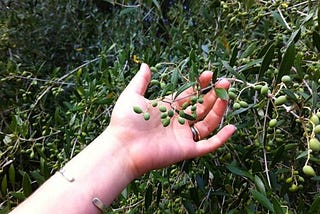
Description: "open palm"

(107, 63), (236, 177)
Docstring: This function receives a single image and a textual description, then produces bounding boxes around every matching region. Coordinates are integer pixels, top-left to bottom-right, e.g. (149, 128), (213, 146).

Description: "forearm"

(11, 128), (134, 214)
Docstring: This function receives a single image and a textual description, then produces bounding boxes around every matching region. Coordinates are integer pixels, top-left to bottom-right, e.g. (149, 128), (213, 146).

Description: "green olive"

(191, 96), (198, 105)
(228, 87), (237, 93)
(281, 75), (292, 83)
(228, 91), (237, 100)
(178, 117), (185, 125)
(314, 125), (320, 134)
(260, 85), (268, 95)
(159, 106), (167, 112)
(269, 119), (277, 128)
(155, 63), (162, 69)
(191, 105), (197, 112)
(152, 100), (158, 107)
(197, 97), (204, 104)
(285, 177), (293, 183)
(302, 165), (316, 177)
(289, 184), (298, 192)
(254, 84), (262, 90)
(143, 112), (150, 120)
(239, 101), (248, 108)
(309, 138), (320, 152)
(233, 102), (241, 109)
(150, 79), (160, 85)
(168, 109), (174, 117)
(298, 176), (305, 182)
(275, 95), (287, 106)
(310, 114), (320, 125)
(161, 118), (170, 127)
(133, 106), (143, 114)
(150, 66), (158, 73)
(182, 102), (189, 110)
(161, 112), (168, 119)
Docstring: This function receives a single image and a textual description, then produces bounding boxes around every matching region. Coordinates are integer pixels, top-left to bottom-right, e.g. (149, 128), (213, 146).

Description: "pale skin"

(11, 63), (236, 214)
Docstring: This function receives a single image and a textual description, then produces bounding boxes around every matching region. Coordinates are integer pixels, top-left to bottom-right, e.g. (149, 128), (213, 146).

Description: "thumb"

(125, 63), (152, 95)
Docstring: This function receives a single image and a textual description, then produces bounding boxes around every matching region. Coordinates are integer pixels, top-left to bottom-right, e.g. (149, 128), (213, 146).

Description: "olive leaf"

(214, 88), (228, 100)
(313, 31), (320, 52)
(251, 189), (275, 213)
(276, 42), (295, 84)
(258, 43), (275, 81)
(173, 82), (196, 101)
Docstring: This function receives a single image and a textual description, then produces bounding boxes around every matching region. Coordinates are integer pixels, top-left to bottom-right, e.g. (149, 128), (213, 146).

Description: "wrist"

(103, 126), (143, 179)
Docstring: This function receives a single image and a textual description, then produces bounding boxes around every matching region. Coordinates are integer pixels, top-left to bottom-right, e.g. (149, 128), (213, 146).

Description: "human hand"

(106, 63), (236, 177)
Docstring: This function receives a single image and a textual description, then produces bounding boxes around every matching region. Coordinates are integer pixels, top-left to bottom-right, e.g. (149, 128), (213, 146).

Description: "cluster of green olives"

(133, 94), (204, 127)
(282, 170), (305, 192)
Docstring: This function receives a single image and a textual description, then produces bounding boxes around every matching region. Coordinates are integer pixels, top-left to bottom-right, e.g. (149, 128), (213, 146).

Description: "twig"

(262, 99), (272, 188)
(28, 57), (100, 119)
(10, 75), (75, 86)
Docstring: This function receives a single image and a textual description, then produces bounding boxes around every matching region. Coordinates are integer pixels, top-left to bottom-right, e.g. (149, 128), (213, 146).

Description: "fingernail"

(233, 125), (237, 131)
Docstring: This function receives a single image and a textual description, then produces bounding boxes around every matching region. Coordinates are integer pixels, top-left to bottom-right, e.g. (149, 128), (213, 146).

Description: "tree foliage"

(1, 0), (320, 213)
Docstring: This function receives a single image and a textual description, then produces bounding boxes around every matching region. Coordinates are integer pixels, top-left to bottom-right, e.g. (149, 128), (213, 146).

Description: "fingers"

(188, 79), (230, 122)
(192, 125), (236, 157)
(124, 63), (152, 95)
(174, 71), (214, 106)
(192, 97), (228, 138)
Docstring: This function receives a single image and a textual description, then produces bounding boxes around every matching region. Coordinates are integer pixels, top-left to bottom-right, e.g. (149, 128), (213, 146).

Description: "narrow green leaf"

(156, 183), (162, 205)
(239, 59), (262, 73)
(251, 189), (275, 212)
(226, 165), (253, 180)
(313, 31), (320, 52)
(11, 192), (26, 200)
(312, 81), (318, 111)
(271, 11), (291, 30)
(282, 88), (298, 103)
(76, 86), (85, 97)
(307, 194), (320, 214)
(189, 63), (199, 82)
(254, 175), (266, 195)
(171, 69), (179, 90)
(9, 164), (15, 188)
(221, 60), (246, 82)
(22, 172), (32, 197)
(144, 185), (153, 210)
(182, 200), (196, 214)
(152, 0), (162, 16)
(287, 28), (301, 45)
(276, 42), (295, 83)
(119, 7), (137, 16)
(258, 44), (275, 81)
(196, 174), (205, 192)
(189, 187), (200, 206)
(173, 82), (195, 101)
(230, 44), (238, 67)
(240, 41), (258, 58)
(215, 88), (228, 100)
(221, 60), (234, 73)
(272, 197), (285, 214)
(1, 174), (7, 195)
(30, 170), (45, 185)
(271, 144), (285, 167)
(160, 83), (173, 97)
(257, 41), (274, 58)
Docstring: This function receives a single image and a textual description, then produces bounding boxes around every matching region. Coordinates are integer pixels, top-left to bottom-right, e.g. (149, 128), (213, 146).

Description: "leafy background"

(1, 0), (320, 213)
